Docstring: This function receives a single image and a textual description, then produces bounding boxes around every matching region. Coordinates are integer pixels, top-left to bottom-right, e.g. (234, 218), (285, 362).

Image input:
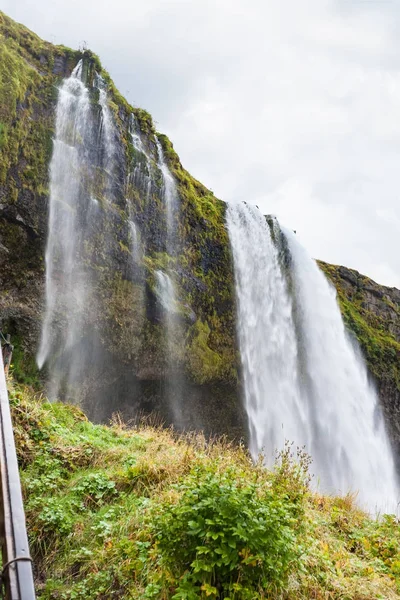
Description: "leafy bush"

(150, 465), (301, 599)
(72, 472), (117, 507)
(35, 497), (75, 536)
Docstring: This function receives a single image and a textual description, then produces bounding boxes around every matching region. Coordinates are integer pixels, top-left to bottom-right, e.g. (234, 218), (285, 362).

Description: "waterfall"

(37, 60), (93, 398)
(95, 72), (116, 178)
(38, 61), (118, 401)
(227, 201), (399, 513)
(155, 270), (178, 314)
(129, 219), (142, 265)
(153, 142), (185, 424)
(155, 269), (184, 425)
(129, 114), (152, 199)
(226, 203), (302, 457)
(286, 228), (399, 511)
(156, 137), (179, 254)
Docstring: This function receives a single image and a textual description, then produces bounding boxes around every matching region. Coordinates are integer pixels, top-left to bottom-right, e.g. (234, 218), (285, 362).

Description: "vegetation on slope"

(8, 377), (400, 599)
(320, 262), (400, 391)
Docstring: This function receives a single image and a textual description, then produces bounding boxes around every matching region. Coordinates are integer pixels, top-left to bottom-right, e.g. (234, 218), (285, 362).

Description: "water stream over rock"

(227, 201), (399, 512)
(37, 61), (118, 401)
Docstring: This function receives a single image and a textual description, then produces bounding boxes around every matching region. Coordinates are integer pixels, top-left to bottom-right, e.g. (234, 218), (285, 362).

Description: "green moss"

(320, 262), (400, 389)
(9, 334), (41, 388)
(186, 320), (225, 384)
(0, 121), (7, 148)
(101, 273), (145, 363)
(134, 107), (156, 138)
(339, 295), (400, 387)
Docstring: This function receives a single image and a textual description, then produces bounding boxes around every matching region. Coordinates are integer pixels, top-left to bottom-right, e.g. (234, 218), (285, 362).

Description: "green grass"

(8, 380), (400, 599)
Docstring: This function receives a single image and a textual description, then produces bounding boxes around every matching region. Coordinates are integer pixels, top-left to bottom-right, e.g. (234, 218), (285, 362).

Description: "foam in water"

(227, 201), (399, 513)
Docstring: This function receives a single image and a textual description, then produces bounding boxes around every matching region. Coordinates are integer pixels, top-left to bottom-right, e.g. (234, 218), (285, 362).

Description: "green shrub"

(150, 465), (301, 599)
(72, 472), (118, 507)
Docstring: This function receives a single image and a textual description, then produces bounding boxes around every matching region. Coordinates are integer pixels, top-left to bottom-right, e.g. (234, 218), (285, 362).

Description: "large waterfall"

(227, 201), (399, 512)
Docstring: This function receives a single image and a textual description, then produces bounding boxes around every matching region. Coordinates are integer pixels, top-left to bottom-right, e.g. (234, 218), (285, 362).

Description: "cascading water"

(286, 228), (399, 512)
(226, 203), (302, 457)
(38, 61), (119, 402)
(227, 201), (399, 512)
(156, 137), (179, 254)
(129, 114), (152, 199)
(155, 268), (184, 425)
(155, 270), (177, 314)
(129, 219), (142, 265)
(154, 141), (185, 424)
(37, 60), (93, 399)
(95, 72), (116, 177)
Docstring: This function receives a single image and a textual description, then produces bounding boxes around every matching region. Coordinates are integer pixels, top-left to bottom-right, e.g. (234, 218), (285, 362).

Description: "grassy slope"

(8, 378), (400, 600)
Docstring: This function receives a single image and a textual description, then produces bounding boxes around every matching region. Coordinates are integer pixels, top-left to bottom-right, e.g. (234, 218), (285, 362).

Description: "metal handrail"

(0, 350), (35, 599)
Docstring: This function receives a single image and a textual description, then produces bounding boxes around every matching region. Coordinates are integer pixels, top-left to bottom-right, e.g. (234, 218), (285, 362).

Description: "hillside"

(10, 379), (400, 599)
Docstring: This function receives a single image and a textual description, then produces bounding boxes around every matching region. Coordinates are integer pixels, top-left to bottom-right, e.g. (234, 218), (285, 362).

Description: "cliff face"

(1, 12), (399, 449)
(0, 12), (244, 439)
(320, 263), (400, 457)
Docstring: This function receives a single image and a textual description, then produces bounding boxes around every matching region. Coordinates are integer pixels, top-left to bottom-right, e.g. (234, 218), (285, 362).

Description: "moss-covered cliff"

(1, 11), (400, 451)
(0, 11), (243, 438)
(320, 262), (400, 455)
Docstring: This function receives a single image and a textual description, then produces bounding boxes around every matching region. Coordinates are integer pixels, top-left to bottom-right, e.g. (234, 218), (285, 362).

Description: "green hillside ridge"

(8, 377), (400, 600)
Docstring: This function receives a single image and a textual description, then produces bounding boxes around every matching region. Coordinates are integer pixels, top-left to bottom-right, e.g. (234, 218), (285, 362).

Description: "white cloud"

(2, 0), (400, 287)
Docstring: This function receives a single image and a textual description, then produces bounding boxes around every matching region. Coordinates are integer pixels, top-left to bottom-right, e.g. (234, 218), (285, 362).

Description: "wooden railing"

(0, 349), (35, 599)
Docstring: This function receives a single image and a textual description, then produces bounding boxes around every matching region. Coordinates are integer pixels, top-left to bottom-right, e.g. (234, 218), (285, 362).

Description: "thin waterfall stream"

(37, 61), (118, 402)
(37, 60), (93, 399)
(227, 201), (399, 512)
(155, 137), (185, 425)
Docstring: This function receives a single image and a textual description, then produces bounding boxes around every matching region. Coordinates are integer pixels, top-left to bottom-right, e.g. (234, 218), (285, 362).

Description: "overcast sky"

(3, 0), (400, 287)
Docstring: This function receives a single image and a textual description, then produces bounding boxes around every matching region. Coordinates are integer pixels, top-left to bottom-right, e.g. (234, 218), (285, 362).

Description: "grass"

(6, 378), (400, 599)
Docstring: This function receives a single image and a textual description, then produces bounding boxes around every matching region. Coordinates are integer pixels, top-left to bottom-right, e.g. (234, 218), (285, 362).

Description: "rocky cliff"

(0, 11), (244, 439)
(1, 12), (399, 453)
(320, 262), (400, 458)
